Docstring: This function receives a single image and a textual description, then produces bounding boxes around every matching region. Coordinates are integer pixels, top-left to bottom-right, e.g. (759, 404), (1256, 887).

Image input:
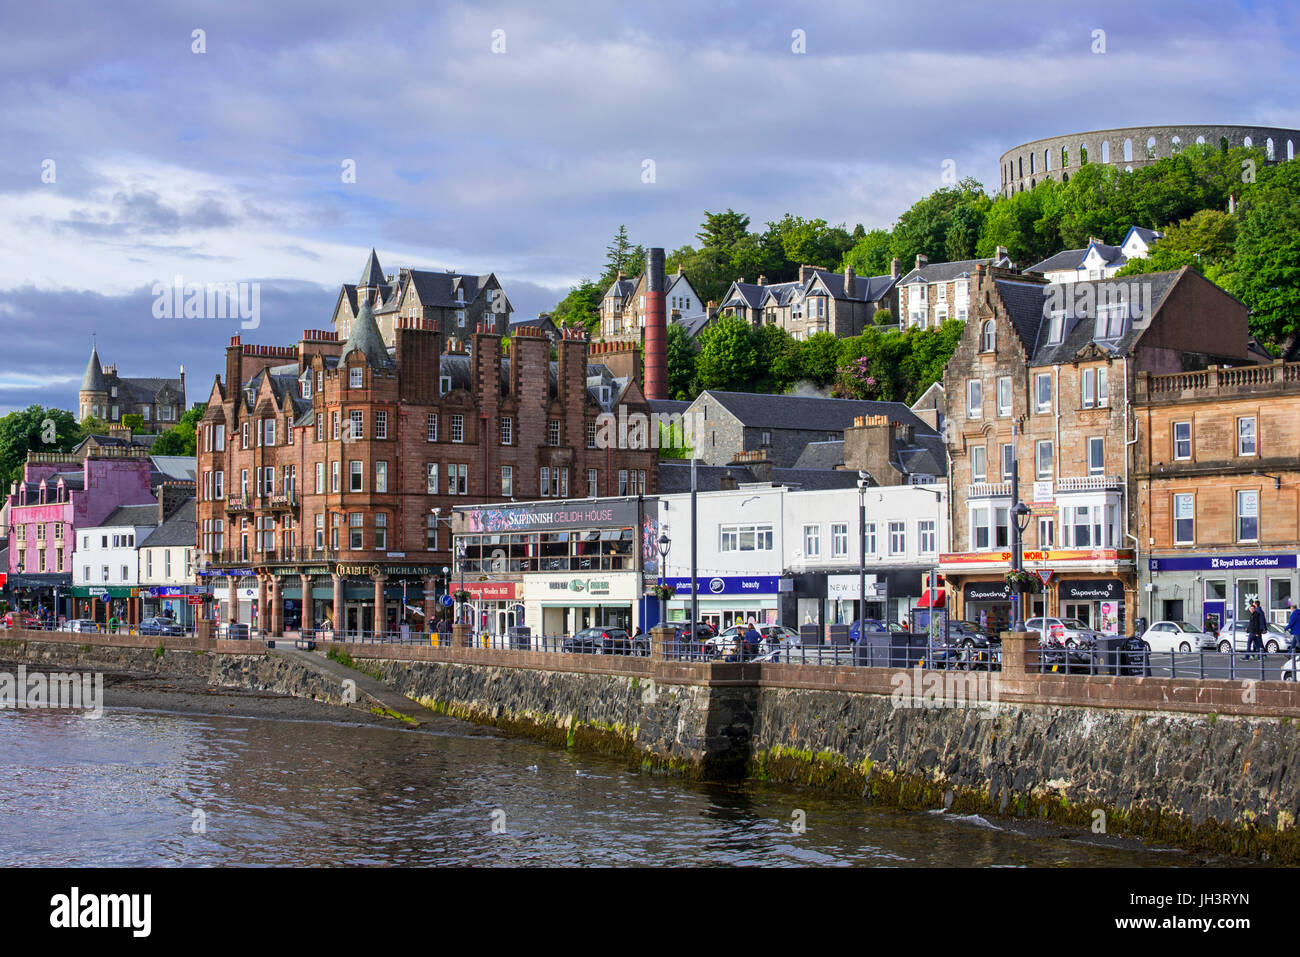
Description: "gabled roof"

(95, 504), (159, 530)
(1123, 225), (1163, 247)
(700, 391), (937, 436)
(602, 275), (639, 300)
(793, 440), (845, 470)
(675, 312), (713, 338)
(407, 269), (494, 308)
(656, 462), (863, 493)
(139, 498), (196, 549)
(150, 456), (196, 481)
(897, 257), (997, 286)
(1026, 247), (1089, 274)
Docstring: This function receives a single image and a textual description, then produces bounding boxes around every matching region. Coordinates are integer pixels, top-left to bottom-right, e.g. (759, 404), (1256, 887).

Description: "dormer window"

(1048, 310), (1066, 344)
(980, 320), (995, 352)
(440, 376), (451, 395)
(350, 367), (363, 388)
(301, 375), (312, 400)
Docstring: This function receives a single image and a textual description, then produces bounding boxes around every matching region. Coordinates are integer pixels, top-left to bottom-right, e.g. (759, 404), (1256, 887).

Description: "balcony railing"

(1140, 361), (1300, 401)
(1057, 475), (1123, 492)
(223, 492), (296, 513)
(969, 482), (1011, 498)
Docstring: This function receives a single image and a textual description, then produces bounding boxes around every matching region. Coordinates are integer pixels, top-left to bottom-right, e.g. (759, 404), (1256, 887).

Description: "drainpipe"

(1123, 356), (1141, 634)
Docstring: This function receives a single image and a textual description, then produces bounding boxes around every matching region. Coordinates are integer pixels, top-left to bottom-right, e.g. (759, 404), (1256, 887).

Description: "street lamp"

(1011, 500), (1032, 632)
(441, 564), (450, 625)
(857, 471), (870, 638)
(456, 542), (468, 627)
(656, 531), (671, 625)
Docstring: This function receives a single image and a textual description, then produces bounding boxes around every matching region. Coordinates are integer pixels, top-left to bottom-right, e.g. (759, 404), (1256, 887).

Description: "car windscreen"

(1170, 622), (1203, 634)
(1059, 619), (1089, 630)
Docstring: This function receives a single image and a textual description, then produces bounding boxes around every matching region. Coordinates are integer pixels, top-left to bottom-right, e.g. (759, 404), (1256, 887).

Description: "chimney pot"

(915, 254), (928, 270)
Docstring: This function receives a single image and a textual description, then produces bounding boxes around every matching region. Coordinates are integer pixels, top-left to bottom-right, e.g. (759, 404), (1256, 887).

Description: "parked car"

(2, 611), (42, 629)
(1025, 616), (1105, 648)
(1138, 620), (1217, 654)
(1217, 620), (1292, 654)
(947, 620), (1000, 648)
(59, 619), (99, 633)
(672, 622), (717, 641)
(562, 627), (636, 655)
(138, 617), (184, 637)
(848, 619), (906, 642)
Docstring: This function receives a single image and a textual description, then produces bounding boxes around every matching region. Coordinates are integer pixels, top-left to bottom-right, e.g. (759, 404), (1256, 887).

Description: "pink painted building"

(5, 450), (155, 618)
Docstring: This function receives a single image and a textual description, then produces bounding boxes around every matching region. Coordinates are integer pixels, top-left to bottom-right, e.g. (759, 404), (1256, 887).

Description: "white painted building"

(1027, 226), (1163, 284)
(657, 480), (948, 632)
(72, 504), (157, 590)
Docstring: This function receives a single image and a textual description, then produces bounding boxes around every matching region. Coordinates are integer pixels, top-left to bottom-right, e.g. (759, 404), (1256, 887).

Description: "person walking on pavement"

(1246, 599), (1267, 659)
(1286, 598), (1300, 655)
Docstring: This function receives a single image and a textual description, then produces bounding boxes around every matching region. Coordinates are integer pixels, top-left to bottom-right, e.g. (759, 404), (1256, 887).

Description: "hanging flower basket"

(1003, 570), (1041, 593)
(650, 583), (676, 601)
(452, 590), (472, 603)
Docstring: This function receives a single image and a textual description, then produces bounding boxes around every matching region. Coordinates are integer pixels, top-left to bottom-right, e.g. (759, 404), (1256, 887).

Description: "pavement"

(270, 643), (430, 727)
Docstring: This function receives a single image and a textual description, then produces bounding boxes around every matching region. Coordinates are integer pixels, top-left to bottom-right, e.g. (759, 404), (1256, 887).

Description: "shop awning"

(916, 588), (946, 609)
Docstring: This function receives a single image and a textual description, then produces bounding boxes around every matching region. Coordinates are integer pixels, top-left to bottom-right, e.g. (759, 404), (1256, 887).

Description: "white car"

(59, 619), (99, 633)
(1139, 620), (1217, 654)
(1025, 616), (1105, 648)
(707, 624), (798, 658)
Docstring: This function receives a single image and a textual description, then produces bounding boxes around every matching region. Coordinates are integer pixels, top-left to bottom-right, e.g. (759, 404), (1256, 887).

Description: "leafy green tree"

(1224, 159), (1300, 346)
(751, 324), (796, 394)
(121, 413), (145, 432)
(872, 308), (894, 325)
(695, 316), (758, 391)
(551, 280), (602, 336)
(762, 214), (855, 278)
(800, 332), (841, 386)
(0, 406), (81, 490)
(664, 322), (700, 400)
(840, 229), (893, 276)
(696, 209), (752, 252)
(151, 403), (207, 456)
(890, 177), (988, 267)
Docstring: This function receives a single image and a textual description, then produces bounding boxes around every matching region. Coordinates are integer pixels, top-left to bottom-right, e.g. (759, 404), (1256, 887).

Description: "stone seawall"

(353, 654), (1300, 861)
(0, 637), (362, 710)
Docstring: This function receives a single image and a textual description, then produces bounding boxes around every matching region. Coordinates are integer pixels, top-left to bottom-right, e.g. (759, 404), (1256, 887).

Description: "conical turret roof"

(81, 344), (108, 393)
(360, 248), (385, 287)
(338, 301), (392, 369)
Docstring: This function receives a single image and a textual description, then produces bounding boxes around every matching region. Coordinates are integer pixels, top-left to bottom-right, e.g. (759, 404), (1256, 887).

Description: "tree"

(752, 324), (797, 394)
(665, 322), (700, 400)
(890, 177), (989, 267)
(551, 280), (602, 336)
(696, 209), (752, 252)
(0, 406), (81, 490)
(762, 214), (855, 278)
(800, 332), (841, 386)
(840, 229), (893, 276)
(152, 403), (207, 456)
(601, 225), (642, 287)
(1224, 159), (1300, 346)
(695, 316), (758, 392)
(121, 413), (145, 432)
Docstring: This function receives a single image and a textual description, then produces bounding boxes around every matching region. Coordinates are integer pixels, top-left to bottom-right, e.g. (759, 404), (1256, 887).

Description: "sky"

(1, 0), (1298, 415)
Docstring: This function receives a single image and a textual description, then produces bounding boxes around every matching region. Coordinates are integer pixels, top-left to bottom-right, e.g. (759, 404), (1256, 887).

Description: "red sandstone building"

(195, 300), (656, 636)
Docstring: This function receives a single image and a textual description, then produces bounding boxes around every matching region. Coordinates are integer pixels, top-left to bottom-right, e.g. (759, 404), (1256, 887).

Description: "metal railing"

(1031, 641), (1300, 681)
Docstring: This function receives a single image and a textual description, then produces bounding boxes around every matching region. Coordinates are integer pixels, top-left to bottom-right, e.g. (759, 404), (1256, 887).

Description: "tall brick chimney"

(842, 415), (902, 486)
(915, 254), (928, 270)
(643, 247), (668, 400)
(891, 257), (901, 279)
(844, 264), (857, 299)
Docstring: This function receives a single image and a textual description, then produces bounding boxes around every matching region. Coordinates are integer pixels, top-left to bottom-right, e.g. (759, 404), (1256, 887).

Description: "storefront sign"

(335, 564), (432, 578)
(460, 581), (518, 600)
(1058, 579), (1124, 601)
(824, 574), (884, 600)
(664, 576), (780, 596)
(1033, 481), (1053, 502)
(942, 549), (1133, 565)
(461, 499), (644, 533)
(1148, 553), (1297, 572)
(964, 581), (1011, 602)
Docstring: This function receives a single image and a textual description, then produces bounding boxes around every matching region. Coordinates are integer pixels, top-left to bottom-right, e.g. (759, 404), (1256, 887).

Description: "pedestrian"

(1286, 598), (1300, 654)
(1246, 599), (1266, 659)
(744, 622), (761, 661)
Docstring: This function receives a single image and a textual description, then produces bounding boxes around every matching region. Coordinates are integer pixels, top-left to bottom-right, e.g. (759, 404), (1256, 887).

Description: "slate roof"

(793, 440), (845, 470)
(81, 346), (108, 393)
(994, 271), (1183, 363)
(407, 269), (492, 308)
(656, 462), (863, 493)
(701, 391), (937, 436)
(675, 312), (713, 337)
(602, 276), (639, 300)
(95, 504), (159, 529)
(150, 456), (196, 481)
(648, 399), (692, 418)
(897, 257), (997, 286)
(807, 269), (897, 304)
(360, 248), (386, 287)
(139, 498), (196, 549)
(338, 301), (393, 369)
(1026, 247), (1090, 274)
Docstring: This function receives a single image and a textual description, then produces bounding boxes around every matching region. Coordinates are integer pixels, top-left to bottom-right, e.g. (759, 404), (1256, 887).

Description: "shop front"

(10, 573), (73, 623)
(785, 569), (923, 631)
(521, 571), (642, 637)
(663, 575), (782, 630)
(1146, 552), (1298, 636)
(139, 585), (211, 628)
(1056, 578), (1125, 634)
(460, 580), (521, 636)
(68, 585), (139, 627)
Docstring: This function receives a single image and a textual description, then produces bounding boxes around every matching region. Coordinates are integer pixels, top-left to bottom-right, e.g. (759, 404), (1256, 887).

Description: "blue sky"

(1, 0), (1297, 414)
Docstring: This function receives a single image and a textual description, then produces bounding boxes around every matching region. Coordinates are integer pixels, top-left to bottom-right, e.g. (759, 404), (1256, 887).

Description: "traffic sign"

(441, 594), (455, 607)
(1036, 569), (1054, 585)
(187, 596), (204, 606)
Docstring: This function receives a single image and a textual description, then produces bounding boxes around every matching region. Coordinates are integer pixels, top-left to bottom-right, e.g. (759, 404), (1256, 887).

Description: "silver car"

(1218, 620), (1292, 654)
(1025, 616), (1105, 648)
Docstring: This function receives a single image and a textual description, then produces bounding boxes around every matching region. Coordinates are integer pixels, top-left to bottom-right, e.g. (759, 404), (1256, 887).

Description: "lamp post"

(857, 471), (869, 638)
(456, 541), (467, 627)
(441, 564), (450, 627)
(1010, 472), (1032, 634)
(656, 531), (671, 626)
